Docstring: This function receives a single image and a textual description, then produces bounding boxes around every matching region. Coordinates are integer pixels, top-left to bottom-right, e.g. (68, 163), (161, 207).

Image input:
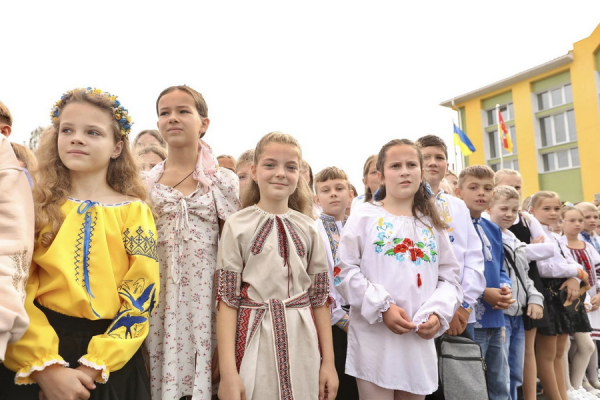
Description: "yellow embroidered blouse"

(4, 198), (160, 384)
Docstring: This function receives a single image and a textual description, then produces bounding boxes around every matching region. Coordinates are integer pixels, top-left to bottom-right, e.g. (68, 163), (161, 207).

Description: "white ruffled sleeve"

(336, 214), (395, 325)
(412, 228), (463, 337)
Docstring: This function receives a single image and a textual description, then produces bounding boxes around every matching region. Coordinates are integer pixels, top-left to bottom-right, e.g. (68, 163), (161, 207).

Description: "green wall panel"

(482, 91), (513, 110)
(531, 70), (571, 93)
(538, 168), (583, 202)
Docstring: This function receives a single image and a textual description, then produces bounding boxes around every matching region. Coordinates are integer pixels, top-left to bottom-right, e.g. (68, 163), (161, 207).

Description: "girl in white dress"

(145, 86), (240, 400)
(336, 139), (463, 399)
(216, 132), (338, 400)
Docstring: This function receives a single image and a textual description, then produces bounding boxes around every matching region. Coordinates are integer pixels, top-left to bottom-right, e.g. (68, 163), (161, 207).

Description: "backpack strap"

(502, 243), (528, 301)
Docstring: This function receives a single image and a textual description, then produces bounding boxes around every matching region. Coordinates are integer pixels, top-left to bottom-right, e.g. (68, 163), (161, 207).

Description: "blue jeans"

(504, 315), (525, 400)
(471, 324), (510, 400)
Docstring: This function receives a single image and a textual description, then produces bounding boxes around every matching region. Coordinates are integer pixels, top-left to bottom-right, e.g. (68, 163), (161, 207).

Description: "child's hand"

(447, 308), (469, 336)
(382, 304), (416, 334)
(483, 287), (515, 310)
(527, 304), (544, 320)
(560, 278), (582, 303)
(218, 374), (246, 400)
(319, 361), (339, 400)
(417, 314), (441, 340)
(531, 236), (545, 244)
(591, 294), (600, 311)
(33, 365), (95, 400)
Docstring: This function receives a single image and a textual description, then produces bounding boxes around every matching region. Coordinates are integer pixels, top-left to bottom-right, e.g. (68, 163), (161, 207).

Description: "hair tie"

(422, 182), (434, 199)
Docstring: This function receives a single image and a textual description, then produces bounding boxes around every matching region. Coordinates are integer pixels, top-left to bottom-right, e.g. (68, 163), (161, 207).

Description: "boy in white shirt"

(314, 166), (358, 400)
(416, 135), (486, 338)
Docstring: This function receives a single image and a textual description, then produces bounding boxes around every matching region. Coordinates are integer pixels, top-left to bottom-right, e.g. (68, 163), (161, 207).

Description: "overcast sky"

(3, 1), (600, 189)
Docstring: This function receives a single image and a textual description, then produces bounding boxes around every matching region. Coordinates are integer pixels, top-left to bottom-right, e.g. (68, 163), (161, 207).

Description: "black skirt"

(522, 260), (551, 331)
(331, 325), (359, 400)
(0, 301), (150, 400)
(537, 278), (592, 336)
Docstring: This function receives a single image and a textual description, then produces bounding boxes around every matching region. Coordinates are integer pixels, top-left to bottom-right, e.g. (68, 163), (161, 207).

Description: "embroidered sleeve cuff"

(461, 301), (473, 313)
(215, 269), (240, 309)
(15, 357), (69, 385)
(310, 272), (334, 308)
(79, 356), (109, 383)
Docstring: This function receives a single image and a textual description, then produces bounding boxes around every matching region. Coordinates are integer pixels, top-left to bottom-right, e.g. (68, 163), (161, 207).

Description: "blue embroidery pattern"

(75, 200), (100, 318)
(108, 278), (157, 339)
(373, 218), (437, 265)
(123, 227), (158, 261)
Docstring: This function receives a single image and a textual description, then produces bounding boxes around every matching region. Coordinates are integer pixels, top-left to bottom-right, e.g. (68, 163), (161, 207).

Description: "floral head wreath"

(50, 87), (133, 137)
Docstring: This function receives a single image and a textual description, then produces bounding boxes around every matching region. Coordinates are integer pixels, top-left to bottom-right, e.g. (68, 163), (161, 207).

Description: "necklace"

(172, 170), (195, 189)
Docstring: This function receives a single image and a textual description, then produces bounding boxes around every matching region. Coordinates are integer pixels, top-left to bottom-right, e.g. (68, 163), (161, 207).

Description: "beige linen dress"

(216, 205), (331, 400)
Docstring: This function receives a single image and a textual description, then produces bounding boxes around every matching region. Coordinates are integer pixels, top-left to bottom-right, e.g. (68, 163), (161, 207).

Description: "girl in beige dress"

(216, 132), (338, 400)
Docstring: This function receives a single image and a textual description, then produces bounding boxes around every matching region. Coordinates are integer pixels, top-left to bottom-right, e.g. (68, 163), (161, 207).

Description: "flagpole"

(496, 104), (504, 170)
(455, 101), (465, 173)
(452, 120), (460, 172)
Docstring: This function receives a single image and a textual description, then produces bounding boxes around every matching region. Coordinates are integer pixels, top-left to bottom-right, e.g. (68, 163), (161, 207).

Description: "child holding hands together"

(336, 139), (462, 399)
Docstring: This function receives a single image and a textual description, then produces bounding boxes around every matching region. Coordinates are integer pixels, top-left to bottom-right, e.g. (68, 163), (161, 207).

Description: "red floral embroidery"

(333, 266), (341, 277)
(393, 243), (408, 254)
(402, 238), (414, 246)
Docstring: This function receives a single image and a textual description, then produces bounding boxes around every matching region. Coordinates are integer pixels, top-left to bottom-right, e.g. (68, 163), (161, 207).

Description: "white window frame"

(485, 125), (517, 159)
(538, 109), (576, 148)
(540, 147), (580, 173)
(485, 102), (514, 127)
(488, 159), (519, 172)
(536, 83), (572, 111)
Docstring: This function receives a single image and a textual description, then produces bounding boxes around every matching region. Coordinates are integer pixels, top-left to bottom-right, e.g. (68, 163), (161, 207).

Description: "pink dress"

(145, 141), (240, 400)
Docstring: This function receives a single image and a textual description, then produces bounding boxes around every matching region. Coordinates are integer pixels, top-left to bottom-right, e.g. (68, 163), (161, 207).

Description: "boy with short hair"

(416, 135), (486, 338)
(457, 165), (513, 400)
(314, 166), (358, 400)
(488, 185), (550, 400)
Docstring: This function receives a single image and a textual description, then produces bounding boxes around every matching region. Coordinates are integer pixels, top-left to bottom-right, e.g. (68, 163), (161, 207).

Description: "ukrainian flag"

(453, 124), (476, 156)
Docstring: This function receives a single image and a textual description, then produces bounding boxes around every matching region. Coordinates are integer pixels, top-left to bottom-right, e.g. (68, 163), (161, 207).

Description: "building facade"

(441, 24), (600, 202)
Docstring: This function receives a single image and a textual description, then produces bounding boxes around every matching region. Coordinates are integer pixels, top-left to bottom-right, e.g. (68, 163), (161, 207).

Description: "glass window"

(556, 150), (569, 169)
(489, 163), (499, 172)
(567, 110), (576, 141)
(487, 109), (496, 126)
(512, 160), (519, 171)
(554, 114), (566, 143)
(543, 153), (555, 172)
(551, 88), (563, 107)
(540, 116), (552, 147)
(500, 107), (508, 122)
(564, 84), (573, 103)
(538, 92), (549, 111)
(488, 130), (497, 158)
(508, 103), (514, 120)
(571, 148), (580, 166)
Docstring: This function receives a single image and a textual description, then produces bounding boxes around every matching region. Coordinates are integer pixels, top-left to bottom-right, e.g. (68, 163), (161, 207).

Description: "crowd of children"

(1, 87), (600, 400)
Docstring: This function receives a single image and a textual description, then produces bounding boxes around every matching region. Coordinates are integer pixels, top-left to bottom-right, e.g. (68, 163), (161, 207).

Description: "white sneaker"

(577, 387), (599, 400)
(569, 389), (584, 400)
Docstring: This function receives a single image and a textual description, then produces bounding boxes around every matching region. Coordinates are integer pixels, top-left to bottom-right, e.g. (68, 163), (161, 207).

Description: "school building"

(441, 24), (600, 203)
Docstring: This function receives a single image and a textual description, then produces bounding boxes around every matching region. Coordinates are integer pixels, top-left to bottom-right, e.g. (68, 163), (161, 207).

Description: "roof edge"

(440, 53), (574, 108)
